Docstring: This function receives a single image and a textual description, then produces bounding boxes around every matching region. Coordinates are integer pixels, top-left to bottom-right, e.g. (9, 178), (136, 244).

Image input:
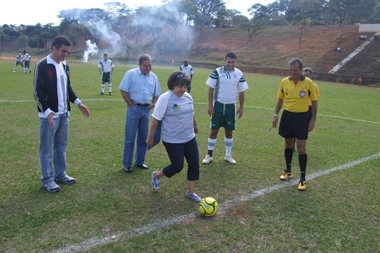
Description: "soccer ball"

(199, 197), (219, 217)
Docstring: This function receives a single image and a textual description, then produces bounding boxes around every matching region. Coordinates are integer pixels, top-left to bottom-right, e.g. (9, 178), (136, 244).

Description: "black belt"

(135, 103), (150, 107)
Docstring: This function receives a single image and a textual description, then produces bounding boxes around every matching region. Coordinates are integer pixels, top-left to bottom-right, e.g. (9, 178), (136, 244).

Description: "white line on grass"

(0, 99), (123, 103)
(6, 100), (377, 125)
(50, 151), (380, 253)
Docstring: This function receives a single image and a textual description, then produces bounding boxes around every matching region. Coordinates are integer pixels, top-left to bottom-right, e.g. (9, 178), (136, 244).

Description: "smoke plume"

(82, 40), (98, 62)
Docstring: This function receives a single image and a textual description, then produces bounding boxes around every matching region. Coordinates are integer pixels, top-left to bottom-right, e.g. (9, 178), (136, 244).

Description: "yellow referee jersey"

(277, 76), (318, 113)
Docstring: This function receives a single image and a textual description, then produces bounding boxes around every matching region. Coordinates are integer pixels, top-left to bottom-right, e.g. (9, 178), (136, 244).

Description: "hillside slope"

(182, 25), (358, 67)
(172, 25), (379, 85)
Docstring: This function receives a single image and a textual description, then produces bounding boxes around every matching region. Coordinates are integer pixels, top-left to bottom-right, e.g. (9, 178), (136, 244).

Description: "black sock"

(208, 150), (213, 156)
(299, 153), (307, 181)
(285, 148), (293, 172)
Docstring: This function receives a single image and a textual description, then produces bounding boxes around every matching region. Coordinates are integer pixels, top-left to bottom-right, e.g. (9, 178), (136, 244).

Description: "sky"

(1, 0), (274, 26)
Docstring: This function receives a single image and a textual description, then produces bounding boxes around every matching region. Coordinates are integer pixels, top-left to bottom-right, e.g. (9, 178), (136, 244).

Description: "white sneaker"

(42, 181), (61, 193)
(55, 175), (76, 185)
(202, 154), (213, 164)
(185, 191), (202, 202)
(224, 156), (236, 165)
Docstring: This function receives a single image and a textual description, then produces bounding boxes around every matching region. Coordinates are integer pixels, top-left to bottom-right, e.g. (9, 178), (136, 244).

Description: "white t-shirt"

(152, 90), (195, 144)
(206, 66), (249, 104)
(98, 59), (114, 73)
(23, 53), (31, 61)
(180, 64), (193, 78)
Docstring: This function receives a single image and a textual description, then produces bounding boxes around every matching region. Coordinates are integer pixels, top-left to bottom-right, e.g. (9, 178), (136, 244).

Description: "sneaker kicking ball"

(186, 191), (202, 202)
(224, 156), (236, 165)
(151, 171), (160, 190)
(202, 155), (213, 164)
(280, 170), (293, 180)
(42, 181), (61, 193)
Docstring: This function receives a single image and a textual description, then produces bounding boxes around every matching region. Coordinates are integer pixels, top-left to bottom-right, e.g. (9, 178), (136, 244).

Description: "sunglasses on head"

(176, 73), (187, 78)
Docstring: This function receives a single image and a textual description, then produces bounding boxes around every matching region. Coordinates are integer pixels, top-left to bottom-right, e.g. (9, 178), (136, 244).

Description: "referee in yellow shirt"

(272, 58), (318, 191)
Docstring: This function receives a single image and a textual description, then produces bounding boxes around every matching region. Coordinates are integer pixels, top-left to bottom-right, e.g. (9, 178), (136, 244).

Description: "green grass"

(0, 59), (379, 253)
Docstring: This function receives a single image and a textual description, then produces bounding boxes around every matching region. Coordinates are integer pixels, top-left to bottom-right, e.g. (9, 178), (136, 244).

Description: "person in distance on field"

(119, 54), (162, 173)
(179, 59), (193, 94)
(202, 52), (249, 165)
(149, 71), (202, 202)
(33, 36), (90, 193)
(303, 67), (320, 119)
(98, 53), (114, 95)
(272, 58), (318, 191)
(293, 67), (321, 150)
(23, 50), (32, 73)
(13, 53), (23, 72)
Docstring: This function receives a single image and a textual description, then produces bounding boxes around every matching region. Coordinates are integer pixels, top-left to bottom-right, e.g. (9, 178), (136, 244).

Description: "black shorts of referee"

(278, 110), (309, 140)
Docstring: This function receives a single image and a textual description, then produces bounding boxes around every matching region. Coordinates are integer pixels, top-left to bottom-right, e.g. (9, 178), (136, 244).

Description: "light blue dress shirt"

(119, 67), (161, 104)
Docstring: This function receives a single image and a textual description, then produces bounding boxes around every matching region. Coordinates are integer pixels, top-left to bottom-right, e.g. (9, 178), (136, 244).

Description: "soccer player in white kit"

(202, 52), (249, 165)
(98, 53), (114, 95)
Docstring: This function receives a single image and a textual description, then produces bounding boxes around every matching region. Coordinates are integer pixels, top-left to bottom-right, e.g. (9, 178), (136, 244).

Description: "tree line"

(1, 0), (379, 53)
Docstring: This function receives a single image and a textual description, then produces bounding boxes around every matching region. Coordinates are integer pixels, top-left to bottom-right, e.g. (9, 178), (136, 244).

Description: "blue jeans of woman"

(39, 114), (69, 184)
(123, 105), (150, 167)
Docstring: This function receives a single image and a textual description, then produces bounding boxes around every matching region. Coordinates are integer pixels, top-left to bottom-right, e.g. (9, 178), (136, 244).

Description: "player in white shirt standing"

(202, 52), (249, 165)
(98, 53), (114, 95)
(13, 53), (23, 72)
(179, 59), (193, 94)
(23, 50), (32, 73)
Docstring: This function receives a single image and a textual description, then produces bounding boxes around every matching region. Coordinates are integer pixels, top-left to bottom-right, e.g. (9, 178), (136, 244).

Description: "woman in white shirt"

(148, 71), (201, 202)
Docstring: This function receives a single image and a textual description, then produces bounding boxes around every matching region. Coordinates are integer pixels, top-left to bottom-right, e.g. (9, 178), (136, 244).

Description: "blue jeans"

(39, 114), (69, 184)
(123, 105), (150, 167)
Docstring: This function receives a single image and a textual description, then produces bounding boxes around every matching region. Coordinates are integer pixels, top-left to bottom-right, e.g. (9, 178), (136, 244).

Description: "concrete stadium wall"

(359, 24), (380, 32)
(314, 72), (380, 86)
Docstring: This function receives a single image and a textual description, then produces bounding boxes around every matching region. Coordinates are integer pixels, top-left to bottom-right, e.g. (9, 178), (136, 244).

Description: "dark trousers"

(162, 137), (200, 181)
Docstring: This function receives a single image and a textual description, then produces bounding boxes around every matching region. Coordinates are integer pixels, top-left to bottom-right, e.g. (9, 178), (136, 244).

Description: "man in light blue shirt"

(119, 54), (162, 173)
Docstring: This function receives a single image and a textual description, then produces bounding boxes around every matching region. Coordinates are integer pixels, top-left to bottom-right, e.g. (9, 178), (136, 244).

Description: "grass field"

(0, 58), (379, 253)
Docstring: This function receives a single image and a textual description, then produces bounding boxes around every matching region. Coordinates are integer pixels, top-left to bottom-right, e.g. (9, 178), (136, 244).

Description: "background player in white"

(202, 52), (249, 165)
(98, 53), (114, 95)
(179, 59), (193, 94)
(23, 50), (32, 73)
(13, 53), (23, 72)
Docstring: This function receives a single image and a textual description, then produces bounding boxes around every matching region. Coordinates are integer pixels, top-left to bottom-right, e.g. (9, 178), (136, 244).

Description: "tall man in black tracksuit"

(33, 36), (90, 193)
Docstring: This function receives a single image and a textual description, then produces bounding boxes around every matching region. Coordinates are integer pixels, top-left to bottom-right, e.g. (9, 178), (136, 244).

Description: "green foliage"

(28, 38), (45, 49)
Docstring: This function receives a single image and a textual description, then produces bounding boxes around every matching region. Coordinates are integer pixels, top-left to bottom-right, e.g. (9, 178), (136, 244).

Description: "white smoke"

(90, 21), (123, 57)
(82, 40), (99, 62)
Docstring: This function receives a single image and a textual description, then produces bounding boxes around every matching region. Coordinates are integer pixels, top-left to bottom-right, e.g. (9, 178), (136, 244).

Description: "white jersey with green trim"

(98, 59), (114, 73)
(206, 66), (248, 104)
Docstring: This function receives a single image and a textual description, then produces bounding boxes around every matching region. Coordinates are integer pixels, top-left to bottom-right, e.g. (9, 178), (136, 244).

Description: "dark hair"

(51, 36), (72, 50)
(303, 67), (313, 75)
(167, 71), (191, 90)
(139, 54), (152, 64)
(225, 52), (237, 60)
(289, 58), (303, 69)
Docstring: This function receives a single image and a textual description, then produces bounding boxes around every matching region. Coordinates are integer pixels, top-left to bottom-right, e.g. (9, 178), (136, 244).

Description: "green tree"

(348, 0), (379, 23)
(190, 0), (226, 29)
(242, 4), (269, 49)
(214, 8), (240, 27)
(324, 0), (364, 39)
(299, 0), (324, 26)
